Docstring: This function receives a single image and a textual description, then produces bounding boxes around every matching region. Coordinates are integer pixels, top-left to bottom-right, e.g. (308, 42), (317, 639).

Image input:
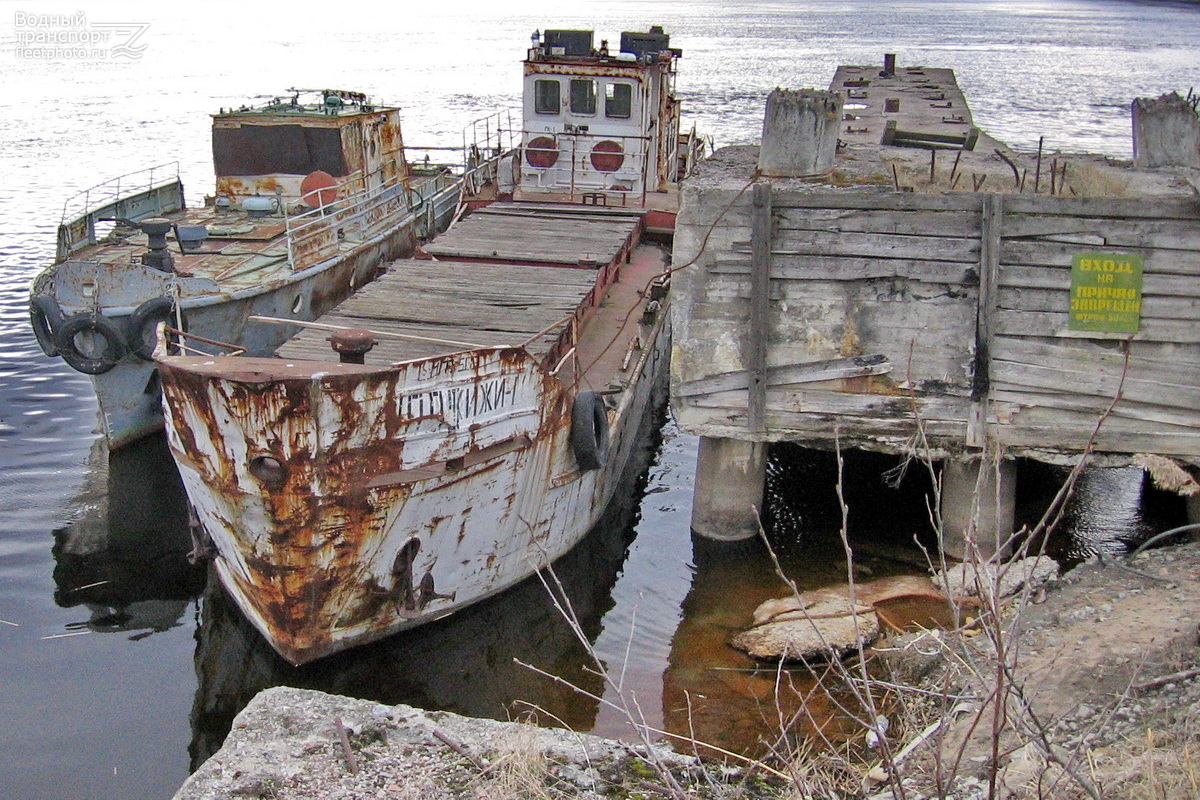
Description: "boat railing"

(283, 165), (468, 272)
(518, 131), (650, 205)
(410, 172), (463, 239)
(460, 110), (517, 193)
(56, 161), (183, 262)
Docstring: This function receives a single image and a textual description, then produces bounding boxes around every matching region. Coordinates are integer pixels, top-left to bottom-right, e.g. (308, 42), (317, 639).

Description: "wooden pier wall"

(671, 179), (1200, 465)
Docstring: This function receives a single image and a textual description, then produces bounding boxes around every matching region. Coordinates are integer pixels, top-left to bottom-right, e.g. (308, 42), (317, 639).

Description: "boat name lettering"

(399, 377), (518, 423)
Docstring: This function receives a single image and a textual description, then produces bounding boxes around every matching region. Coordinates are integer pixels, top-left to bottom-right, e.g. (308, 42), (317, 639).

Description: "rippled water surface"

(1, 2), (1197, 798)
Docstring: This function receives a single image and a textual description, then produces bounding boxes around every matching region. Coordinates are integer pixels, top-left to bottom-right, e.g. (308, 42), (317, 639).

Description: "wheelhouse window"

(213, 125), (347, 176)
(534, 80), (560, 114)
(605, 83), (633, 119)
(569, 78), (597, 115)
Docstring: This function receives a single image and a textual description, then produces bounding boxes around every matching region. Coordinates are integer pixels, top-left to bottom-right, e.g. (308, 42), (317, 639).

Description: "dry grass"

(1089, 730), (1200, 800)
(468, 725), (569, 800)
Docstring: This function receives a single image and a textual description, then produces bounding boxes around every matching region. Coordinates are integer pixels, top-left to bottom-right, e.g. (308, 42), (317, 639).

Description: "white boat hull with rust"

(159, 310), (668, 664)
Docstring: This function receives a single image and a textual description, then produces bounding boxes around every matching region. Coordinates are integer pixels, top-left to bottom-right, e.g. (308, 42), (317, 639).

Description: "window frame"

(569, 78), (597, 116)
(604, 82), (633, 119)
(534, 79), (561, 115)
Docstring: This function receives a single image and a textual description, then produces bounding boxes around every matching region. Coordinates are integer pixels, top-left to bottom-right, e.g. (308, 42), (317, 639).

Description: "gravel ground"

(885, 539), (1200, 799)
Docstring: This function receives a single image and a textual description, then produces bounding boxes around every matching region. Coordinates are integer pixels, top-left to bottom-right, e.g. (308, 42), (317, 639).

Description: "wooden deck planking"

(425, 202), (642, 265)
(277, 258), (599, 364)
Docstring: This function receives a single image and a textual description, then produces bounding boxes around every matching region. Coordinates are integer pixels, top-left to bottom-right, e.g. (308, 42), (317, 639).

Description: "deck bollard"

(757, 89), (842, 178)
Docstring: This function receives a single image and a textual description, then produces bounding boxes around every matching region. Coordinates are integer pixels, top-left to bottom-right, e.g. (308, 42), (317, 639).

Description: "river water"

(1, 2), (1197, 798)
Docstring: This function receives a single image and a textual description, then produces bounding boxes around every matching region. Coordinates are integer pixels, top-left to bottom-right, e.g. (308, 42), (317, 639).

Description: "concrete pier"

(690, 437), (767, 542)
(940, 457), (1016, 561)
(672, 61), (1200, 562)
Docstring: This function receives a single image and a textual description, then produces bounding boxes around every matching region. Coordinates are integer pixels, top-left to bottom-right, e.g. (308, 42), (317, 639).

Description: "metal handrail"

(61, 161), (181, 224)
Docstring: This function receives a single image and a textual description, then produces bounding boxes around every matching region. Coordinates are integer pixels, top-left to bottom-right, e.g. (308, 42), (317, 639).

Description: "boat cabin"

(212, 89), (409, 206)
(519, 27), (684, 204)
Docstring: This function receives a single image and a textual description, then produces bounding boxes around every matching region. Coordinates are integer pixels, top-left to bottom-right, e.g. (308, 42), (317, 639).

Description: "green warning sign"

(1068, 252), (1143, 334)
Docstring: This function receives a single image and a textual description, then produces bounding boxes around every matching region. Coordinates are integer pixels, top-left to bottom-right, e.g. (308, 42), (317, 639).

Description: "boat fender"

(127, 296), (178, 360)
(570, 390), (609, 471)
(29, 294), (64, 357)
(54, 312), (127, 375)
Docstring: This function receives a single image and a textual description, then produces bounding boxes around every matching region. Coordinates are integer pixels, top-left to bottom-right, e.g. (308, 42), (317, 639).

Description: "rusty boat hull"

(29, 92), (464, 449)
(156, 26), (692, 664)
(159, 296), (669, 664)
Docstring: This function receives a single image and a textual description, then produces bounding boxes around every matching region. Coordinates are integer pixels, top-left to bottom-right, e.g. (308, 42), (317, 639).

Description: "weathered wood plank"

(1001, 214), (1200, 250)
(770, 192), (984, 213)
(997, 422), (1200, 456)
(1001, 239), (1200, 274)
(996, 285), (1200, 321)
(710, 254), (979, 285)
(989, 358), (1200, 409)
(687, 387), (970, 418)
(993, 310), (1200, 343)
(992, 335), (1200, 372)
(998, 265), (1200, 298)
(992, 389), (1200, 430)
(677, 354), (892, 398)
(776, 207), (982, 238)
(1001, 195), (1200, 221)
(735, 228), (981, 263)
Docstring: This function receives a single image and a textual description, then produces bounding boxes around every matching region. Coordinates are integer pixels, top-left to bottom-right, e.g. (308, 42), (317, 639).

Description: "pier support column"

(757, 89), (843, 178)
(691, 437), (767, 542)
(1186, 495), (1200, 526)
(940, 457), (1016, 561)
(1132, 93), (1200, 169)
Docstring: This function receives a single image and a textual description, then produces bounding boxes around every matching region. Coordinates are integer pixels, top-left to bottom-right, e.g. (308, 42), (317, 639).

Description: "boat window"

(605, 83), (632, 119)
(534, 80), (560, 114)
(569, 78), (597, 115)
(213, 125), (347, 177)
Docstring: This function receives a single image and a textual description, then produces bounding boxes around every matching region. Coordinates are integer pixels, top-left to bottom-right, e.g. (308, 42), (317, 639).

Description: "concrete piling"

(940, 456), (1016, 561)
(690, 437), (767, 542)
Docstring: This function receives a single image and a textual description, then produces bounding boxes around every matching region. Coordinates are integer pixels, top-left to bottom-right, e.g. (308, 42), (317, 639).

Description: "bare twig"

(334, 717), (360, 775)
(1134, 667), (1200, 694)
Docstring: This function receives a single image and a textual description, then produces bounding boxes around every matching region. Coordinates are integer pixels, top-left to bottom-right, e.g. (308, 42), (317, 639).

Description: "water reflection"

(1017, 459), (1187, 564)
(51, 434), (205, 636)
(660, 447), (945, 757)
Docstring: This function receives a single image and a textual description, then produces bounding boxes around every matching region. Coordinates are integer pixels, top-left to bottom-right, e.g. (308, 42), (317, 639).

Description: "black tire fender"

(127, 296), (177, 360)
(570, 390), (610, 472)
(29, 294), (64, 357)
(54, 312), (127, 375)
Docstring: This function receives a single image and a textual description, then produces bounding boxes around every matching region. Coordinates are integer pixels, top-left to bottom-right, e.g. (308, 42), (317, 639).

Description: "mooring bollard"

(757, 88), (843, 178)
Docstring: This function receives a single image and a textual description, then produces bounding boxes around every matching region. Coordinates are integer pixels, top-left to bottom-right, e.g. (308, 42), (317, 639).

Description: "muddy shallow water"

(1, 2), (1196, 798)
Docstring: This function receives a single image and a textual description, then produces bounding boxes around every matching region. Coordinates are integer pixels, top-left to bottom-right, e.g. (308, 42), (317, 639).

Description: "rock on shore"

(175, 687), (746, 800)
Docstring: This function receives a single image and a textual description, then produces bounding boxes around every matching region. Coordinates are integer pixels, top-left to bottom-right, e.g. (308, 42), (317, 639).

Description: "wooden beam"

(748, 182), (772, 433)
(677, 353), (892, 398)
(969, 194), (1001, 446)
